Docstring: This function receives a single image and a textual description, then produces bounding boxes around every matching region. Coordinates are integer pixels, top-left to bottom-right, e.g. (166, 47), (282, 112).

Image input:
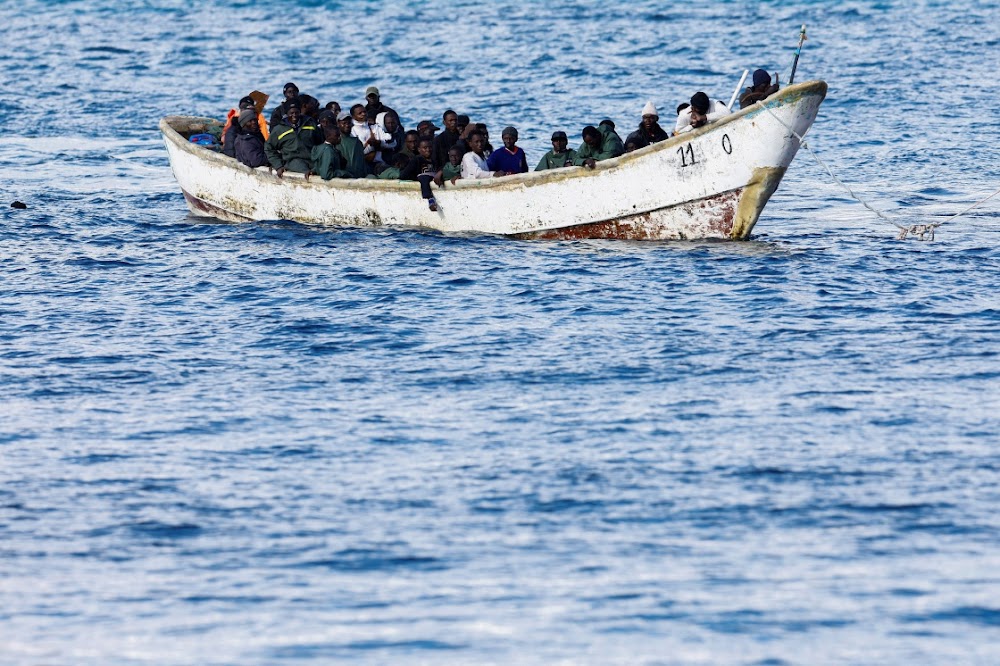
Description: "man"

(264, 101), (315, 176)
(269, 82), (300, 130)
(380, 111), (406, 162)
(535, 131), (577, 171)
(486, 126), (528, 174)
(573, 123), (625, 169)
(625, 101), (670, 150)
(432, 109), (461, 169)
(350, 103), (383, 171)
(675, 92), (730, 134)
(233, 109), (268, 168)
(416, 120), (439, 140)
(364, 86), (398, 127)
(739, 69), (780, 109)
(401, 137), (440, 211)
(461, 130), (506, 179)
(310, 125), (352, 180)
(222, 95), (256, 158)
(400, 130), (420, 160)
(335, 111), (367, 178)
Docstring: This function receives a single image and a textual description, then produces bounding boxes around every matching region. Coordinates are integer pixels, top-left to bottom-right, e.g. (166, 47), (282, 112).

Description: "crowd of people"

(215, 70), (779, 211)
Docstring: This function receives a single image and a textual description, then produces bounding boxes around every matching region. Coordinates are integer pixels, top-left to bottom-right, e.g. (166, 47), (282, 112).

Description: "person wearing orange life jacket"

(222, 96), (269, 156)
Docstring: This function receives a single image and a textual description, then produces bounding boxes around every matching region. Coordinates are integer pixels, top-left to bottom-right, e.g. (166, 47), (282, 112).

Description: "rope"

(753, 100), (999, 241)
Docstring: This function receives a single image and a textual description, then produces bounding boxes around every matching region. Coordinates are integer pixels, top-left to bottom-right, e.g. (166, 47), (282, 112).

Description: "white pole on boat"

(727, 69), (749, 111)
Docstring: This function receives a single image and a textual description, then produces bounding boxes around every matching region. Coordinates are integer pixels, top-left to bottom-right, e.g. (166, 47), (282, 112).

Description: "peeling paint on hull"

(162, 81), (827, 241)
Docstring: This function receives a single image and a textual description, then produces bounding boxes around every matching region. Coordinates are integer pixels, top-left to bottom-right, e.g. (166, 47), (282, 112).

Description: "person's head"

(468, 130), (485, 154)
(599, 118), (615, 131)
(300, 94), (319, 117)
(384, 111), (399, 133)
(418, 137), (433, 159)
(318, 110), (336, 128)
(365, 85), (380, 104)
(625, 140), (638, 153)
(392, 152), (409, 169)
(238, 109), (258, 132)
(283, 82), (298, 101)
(456, 114), (470, 134)
(417, 120), (439, 137)
(350, 103), (366, 123)
(404, 130), (419, 152)
(501, 126), (518, 150)
(581, 125), (601, 147)
(442, 110), (457, 132)
(475, 123), (490, 143)
(551, 130), (568, 153)
(641, 101), (658, 129)
(325, 101), (341, 115)
(323, 124), (342, 145)
(447, 146), (462, 166)
(337, 111), (353, 134)
(690, 92), (710, 127)
(238, 95), (255, 111)
(752, 69), (770, 91)
(285, 99), (302, 125)
(676, 102), (690, 115)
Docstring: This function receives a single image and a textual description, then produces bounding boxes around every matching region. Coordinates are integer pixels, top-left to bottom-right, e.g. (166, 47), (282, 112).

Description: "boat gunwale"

(161, 80), (827, 194)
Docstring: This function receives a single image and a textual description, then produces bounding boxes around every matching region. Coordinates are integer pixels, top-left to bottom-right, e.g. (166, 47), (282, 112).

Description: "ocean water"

(2, 1), (1000, 664)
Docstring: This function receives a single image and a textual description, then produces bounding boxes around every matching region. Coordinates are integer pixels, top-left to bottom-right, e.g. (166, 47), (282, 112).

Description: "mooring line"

(753, 100), (998, 241)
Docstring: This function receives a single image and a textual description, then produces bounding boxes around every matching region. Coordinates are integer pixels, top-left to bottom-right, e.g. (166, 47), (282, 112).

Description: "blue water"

(2, 1), (1000, 664)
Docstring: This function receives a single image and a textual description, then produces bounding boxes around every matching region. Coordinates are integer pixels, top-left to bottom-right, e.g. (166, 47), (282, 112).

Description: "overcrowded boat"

(160, 80), (827, 241)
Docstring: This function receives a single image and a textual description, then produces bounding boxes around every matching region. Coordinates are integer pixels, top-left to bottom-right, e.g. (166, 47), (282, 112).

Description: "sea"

(1, 1), (999, 664)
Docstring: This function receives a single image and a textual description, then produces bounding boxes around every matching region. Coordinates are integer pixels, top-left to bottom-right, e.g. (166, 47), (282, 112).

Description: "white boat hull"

(161, 81), (827, 241)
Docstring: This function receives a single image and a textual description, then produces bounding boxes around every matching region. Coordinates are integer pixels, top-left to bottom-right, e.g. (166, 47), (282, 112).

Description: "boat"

(160, 80), (827, 241)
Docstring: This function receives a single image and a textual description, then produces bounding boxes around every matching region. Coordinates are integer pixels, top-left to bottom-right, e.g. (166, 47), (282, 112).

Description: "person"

(400, 137), (440, 211)
(310, 125), (353, 179)
(476, 123), (494, 156)
(383, 112), (406, 159)
(739, 69), (780, 109)
(269, 82), (300, 130)
(399, 130), (420, 160)
(335, 111), (367, 178)
(535, 131), (577, 170)
(432, 109), (461, 169)
(625, 101), (670, 149)
(624, 139), (640, 153)
(416, 120), (439, 140)
(461, 130), (506, 179)
(378, 153), (410, 180)
(264, 100), (316, 176)
(573, 123), (624, 168)
(233, 109), (268, 168)
(349, 103), (383, 171)
(439, 146), (463, 184)
(486, 126), (529, 174)
(675, 92), (730, 134)
(364, 86), (398, 127)
(222, 96), (256, 158)
(300, 95), (322, 126)
(373, 112), (401, 163)
(324, 101), (341, 118)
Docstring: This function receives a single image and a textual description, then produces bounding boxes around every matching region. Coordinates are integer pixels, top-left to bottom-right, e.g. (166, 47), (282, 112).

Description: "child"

(440, 146), (463, 185)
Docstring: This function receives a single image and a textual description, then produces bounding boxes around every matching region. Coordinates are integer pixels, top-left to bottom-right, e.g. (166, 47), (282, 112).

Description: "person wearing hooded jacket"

(264, 101), (316, 176)
(233, 109), (268, 169)
(573, 121), (625, 168)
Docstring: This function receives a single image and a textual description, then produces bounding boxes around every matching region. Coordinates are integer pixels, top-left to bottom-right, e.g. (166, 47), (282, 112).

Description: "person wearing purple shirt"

(486, 126), (529, 174)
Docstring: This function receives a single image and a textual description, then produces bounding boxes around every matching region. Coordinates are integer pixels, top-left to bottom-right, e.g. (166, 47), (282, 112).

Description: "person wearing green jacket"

(310, 126), (353, 180)
(535, 131), (578, 171)
(335, 112), (367, 179)
(264, 102), (317, 176)
(573, 121), (625, 169)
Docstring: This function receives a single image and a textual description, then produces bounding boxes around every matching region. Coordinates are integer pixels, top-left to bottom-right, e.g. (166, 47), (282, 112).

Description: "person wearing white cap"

(625, 101), (670, 150)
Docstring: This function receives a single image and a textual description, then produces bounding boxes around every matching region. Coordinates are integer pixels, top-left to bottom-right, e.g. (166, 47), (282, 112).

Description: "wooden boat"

(160, 80), (826, 240)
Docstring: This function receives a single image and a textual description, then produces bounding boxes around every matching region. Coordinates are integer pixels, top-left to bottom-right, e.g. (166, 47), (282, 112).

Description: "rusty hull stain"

(514, 189), (740, 241)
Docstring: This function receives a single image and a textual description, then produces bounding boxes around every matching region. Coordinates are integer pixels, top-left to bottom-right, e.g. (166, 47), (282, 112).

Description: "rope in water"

(753, 100), (1000, 241)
